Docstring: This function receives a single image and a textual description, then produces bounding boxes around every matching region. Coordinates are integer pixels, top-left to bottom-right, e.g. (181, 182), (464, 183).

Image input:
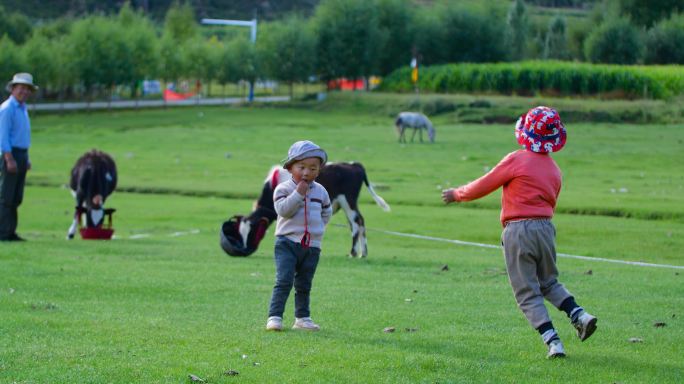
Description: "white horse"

(395, 112), (435, 143)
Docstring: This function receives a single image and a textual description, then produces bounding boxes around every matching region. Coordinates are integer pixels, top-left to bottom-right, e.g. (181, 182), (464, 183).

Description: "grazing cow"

(224, 162), (390, 258)
(67, 149), (117, 239)
(395, 112), (435, 143)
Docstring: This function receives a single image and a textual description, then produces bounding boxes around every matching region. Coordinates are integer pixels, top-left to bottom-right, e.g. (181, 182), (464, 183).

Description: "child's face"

(289, 157), (321, 184)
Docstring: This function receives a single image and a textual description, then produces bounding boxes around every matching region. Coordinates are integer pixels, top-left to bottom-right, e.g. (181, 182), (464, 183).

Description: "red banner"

(327, 78), (366, 91)
(163, 89), (195, 101)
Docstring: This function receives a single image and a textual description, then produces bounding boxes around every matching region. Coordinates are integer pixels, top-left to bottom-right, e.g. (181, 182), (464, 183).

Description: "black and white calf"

(243, 162), (390, 257)
(67, 149), (117, 239)
(395, 112), (435, 143)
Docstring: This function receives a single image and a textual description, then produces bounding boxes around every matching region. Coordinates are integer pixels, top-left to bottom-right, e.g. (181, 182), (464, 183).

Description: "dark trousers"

(268, 236), (320, 319)
(0, 148), (28, 239)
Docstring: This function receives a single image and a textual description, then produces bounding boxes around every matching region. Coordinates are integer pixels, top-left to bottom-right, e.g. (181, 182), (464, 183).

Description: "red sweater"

(452, 150), (562, 227)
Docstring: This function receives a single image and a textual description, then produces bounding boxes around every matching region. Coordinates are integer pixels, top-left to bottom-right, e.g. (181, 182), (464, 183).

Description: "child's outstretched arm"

(441, 152), (516, 204)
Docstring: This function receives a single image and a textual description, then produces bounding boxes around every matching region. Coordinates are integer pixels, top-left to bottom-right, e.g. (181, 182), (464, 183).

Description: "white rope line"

(168, 229), (200, 237)
(125, 229), (200, 240)
(367, 227), (684, 270)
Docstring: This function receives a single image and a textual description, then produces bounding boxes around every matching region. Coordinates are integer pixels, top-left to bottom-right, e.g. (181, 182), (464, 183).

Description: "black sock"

(537, 321), (554, 335)
(560, 296), (580, 318)
(537, 322), (559, 344)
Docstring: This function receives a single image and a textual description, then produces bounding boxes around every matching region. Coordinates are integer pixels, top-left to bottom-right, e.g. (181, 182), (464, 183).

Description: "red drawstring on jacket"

(300, 194), (311, 248)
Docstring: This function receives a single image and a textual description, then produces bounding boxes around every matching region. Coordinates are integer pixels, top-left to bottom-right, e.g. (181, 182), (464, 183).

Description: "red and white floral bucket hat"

(515, 106), (567, 153)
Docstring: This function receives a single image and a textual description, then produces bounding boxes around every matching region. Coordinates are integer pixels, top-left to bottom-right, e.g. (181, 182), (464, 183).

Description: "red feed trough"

(80, 227), (114, 240)
(78, 208), (116, 240)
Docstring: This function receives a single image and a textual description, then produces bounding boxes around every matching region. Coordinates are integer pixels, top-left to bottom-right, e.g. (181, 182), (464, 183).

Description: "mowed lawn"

(1, 102), (683, 383)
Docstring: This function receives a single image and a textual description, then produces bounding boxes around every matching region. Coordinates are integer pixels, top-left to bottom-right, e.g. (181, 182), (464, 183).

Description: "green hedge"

(378, 61), (684, 99)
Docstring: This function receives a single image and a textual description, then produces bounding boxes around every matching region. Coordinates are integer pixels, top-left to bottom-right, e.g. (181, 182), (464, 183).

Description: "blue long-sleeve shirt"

(0, 95), (31, 153)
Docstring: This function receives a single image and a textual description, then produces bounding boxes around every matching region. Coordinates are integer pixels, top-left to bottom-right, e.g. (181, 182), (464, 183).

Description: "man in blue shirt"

(0, 73), (37, 241)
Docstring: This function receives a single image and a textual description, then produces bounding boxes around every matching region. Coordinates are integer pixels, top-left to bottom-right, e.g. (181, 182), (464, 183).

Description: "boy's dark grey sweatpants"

(502, 219), (572, 329)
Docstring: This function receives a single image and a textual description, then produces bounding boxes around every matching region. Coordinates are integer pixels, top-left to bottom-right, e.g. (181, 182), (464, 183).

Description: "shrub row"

(379, 61), (684, 99)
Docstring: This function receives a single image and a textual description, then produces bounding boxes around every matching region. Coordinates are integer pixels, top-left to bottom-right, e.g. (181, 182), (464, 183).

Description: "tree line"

(0, 0), (322, 23)
(1, 0), (683, 101)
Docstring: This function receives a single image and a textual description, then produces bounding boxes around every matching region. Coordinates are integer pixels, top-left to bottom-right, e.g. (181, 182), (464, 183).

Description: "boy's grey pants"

(502, 219), (572, 329)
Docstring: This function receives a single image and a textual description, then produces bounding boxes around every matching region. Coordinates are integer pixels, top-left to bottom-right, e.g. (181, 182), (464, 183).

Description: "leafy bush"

(584, 19), (643, 64)
(645, 13), (684, 64)
(378, 61), (683, 99)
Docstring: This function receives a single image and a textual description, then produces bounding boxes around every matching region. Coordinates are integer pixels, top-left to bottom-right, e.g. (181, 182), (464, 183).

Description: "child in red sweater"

(442, 106), (597, 359)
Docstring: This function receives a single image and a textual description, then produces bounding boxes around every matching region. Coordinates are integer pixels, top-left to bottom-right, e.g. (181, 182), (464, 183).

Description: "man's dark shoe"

(9, 233), (26, 241)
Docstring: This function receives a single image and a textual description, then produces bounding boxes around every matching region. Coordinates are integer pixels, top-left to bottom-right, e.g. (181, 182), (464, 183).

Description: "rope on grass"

(126, 229), (200, 240)
(362, 227), (684, 271)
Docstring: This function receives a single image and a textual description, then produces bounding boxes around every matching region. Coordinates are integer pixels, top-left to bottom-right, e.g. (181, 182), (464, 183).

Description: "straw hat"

(6, 73), (38, 93)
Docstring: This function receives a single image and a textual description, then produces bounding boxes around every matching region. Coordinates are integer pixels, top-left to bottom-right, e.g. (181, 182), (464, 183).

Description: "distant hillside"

(1, 0), (322, 21)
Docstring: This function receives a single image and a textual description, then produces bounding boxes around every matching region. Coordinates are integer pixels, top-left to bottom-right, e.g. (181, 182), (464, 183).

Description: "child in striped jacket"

(266, 140), (332, 332)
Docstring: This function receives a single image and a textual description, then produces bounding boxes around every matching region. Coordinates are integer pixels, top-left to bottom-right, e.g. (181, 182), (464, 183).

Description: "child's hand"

(296, 180), (309, 195)
(441, 188), (456, 204)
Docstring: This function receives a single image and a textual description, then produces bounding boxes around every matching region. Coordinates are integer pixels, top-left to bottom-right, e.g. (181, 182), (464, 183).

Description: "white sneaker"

(573, 311), (597, 341)
(547, 339), (566, 359)
(292, 317), (320, 331)
(266, 316), (283, 331)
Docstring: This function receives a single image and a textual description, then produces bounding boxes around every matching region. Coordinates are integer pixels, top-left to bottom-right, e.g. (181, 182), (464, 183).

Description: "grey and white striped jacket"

(273, 179), (332, 248)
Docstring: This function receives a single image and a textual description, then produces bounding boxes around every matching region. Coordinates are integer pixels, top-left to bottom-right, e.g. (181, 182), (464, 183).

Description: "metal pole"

(201, 17), (257, 102)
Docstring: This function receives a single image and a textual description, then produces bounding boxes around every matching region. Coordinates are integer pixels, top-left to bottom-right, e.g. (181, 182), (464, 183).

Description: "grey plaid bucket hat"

(282, 140), (327, 168)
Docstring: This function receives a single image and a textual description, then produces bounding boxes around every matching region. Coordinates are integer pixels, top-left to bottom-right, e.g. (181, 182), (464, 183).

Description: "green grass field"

(2, 96), (683, 383)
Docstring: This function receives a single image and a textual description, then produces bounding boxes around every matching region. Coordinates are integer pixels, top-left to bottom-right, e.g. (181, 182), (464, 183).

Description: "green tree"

(21, 35), (60, 98)
(216, 37), (261, 98)
(185, 35), (221, 96)
(159, 32), (189, 85)
(34, 17), (73, 40)
(216, 40), (240, 94)
(258, 16), (316, 97)
(645, 13), (684, 64)
(567, 19), (592, 61)
(0, 6), (32, 44)
(618, 0), (684, 27)
(66, 16), (129, 96)
(376, 0), (414, 76)
(584, 18), (643, 64)
(118, 3), (160, 98)
(226, 37), (259, 88)
(413, 4), (507, 65)
(411, 9), (443, 65)
(543, 15), (570, 60)
(313, 0), (382, 88)
(0, 35), (24, 90)
(439, 3), (507, 63)
(506, 0), (528, 61)
(163, 1), (197, 42)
